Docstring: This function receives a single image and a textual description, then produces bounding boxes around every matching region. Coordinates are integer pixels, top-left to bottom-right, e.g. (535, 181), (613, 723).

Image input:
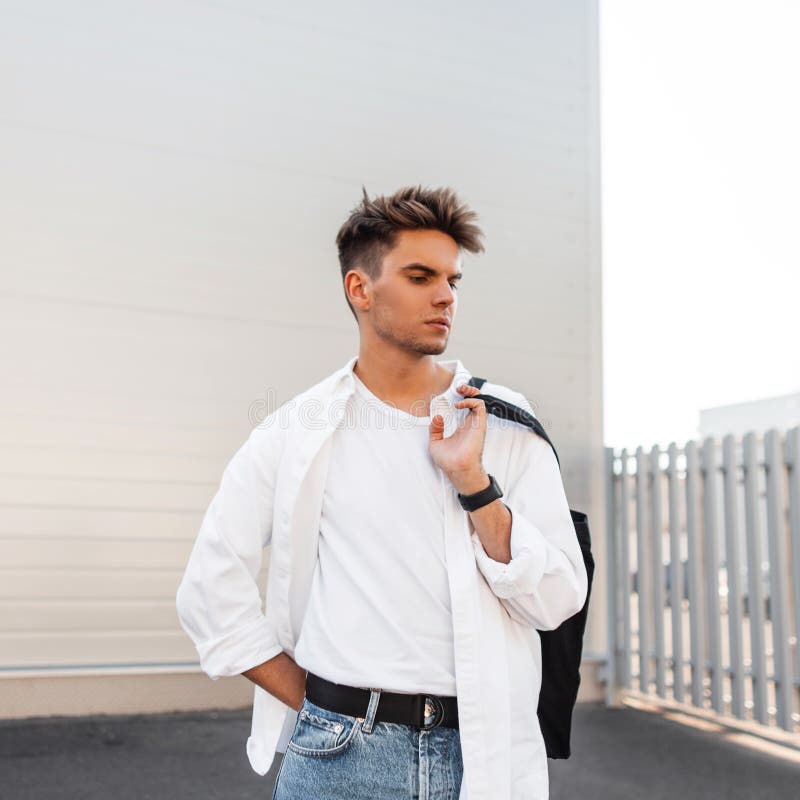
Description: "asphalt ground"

(1, 701), (798, 799)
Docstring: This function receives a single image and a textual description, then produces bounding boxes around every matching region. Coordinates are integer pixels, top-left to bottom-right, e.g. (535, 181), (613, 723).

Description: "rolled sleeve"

(196, 616), (284, 681)
(471, 420), (588, 631)
(176, 422), (284, 679)
(470, 510), (548, 598)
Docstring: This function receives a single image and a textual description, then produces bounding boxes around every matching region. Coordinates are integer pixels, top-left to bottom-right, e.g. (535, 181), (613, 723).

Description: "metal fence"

(604, 427), (800, 733)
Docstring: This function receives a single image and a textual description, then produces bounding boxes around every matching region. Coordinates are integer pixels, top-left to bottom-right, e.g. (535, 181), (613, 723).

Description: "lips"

(426, 319), (450, 329)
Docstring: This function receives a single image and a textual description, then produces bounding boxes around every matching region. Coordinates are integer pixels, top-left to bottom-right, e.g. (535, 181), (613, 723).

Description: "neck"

(352, 347), (454, 409)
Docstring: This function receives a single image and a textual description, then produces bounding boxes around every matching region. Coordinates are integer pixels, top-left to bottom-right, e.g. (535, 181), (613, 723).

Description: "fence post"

(742, 432), (768, 724)
(650, 445), (666, 698)
(667, 442), (685, 703)
(605, 445), (621, 706)
(721, 433), (745, 719)
(620, 448), (632, 689)
(636, 446), (651, 693)
(764, 428), (794, 731)
(685, 440), (706, 708)
(786, 426), (800, 724)
(702, 437), (723, 713)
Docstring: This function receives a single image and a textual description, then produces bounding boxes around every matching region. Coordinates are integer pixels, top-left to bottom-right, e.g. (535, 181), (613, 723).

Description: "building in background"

(699, 391), (800, 440)
(0, 0), (604, 718)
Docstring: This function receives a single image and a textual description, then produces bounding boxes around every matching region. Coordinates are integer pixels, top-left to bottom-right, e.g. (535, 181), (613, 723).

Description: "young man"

(176, 185), (588, 799)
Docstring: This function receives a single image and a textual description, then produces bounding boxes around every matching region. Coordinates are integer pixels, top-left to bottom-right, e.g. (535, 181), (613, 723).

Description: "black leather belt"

(304, 671), (459, 731)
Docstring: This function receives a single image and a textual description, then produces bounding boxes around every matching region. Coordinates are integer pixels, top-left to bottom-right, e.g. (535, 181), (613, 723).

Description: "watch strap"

(457, 473), (503, 512)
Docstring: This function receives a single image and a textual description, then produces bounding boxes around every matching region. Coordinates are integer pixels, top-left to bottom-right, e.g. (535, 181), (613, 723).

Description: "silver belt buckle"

(421, 694), (445, 730)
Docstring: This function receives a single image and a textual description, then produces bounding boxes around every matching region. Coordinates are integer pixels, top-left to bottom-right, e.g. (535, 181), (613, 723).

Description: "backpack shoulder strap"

(467, 376), (561, 470)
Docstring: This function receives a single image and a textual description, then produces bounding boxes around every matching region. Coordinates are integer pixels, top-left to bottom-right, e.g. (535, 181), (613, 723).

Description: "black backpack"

(468, 376), (595, 760)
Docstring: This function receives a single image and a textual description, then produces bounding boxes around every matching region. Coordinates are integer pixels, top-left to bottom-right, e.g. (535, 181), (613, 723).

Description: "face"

(351, 229), (461, 356)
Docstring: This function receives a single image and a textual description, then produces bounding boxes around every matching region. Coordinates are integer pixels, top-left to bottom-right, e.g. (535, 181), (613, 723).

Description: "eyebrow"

(399, 263), (462, 281)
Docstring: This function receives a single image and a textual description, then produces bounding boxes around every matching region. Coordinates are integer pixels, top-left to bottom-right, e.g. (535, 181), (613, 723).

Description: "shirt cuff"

(195, 615), (283, 680)
(470, 499), (548, 599)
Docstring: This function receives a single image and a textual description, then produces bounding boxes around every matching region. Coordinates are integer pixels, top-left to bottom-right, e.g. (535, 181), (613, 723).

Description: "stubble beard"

(372, 312), (448, 357)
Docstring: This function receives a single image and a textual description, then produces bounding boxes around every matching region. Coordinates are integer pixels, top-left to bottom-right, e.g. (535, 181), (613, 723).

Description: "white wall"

(0, 0), (604, 713)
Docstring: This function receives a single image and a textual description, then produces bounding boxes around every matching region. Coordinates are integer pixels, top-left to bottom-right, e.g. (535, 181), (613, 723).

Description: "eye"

(409, 276), (458, 290)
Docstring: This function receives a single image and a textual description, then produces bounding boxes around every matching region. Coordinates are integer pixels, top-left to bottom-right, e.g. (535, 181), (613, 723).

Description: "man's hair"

(335, 184), (485, 321)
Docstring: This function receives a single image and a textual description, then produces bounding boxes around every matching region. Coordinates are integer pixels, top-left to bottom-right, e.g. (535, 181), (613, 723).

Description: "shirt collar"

(331, 354), (473, 406)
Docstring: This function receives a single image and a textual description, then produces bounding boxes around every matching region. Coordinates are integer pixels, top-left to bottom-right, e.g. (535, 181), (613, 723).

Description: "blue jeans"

(272, 689), (463, 800)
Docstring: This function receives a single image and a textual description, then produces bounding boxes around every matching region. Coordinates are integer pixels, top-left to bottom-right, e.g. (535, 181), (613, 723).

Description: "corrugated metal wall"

(0, 0), (603, 714)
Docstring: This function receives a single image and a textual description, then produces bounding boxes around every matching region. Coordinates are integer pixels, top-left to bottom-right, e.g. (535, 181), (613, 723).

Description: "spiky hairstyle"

(335, 184), (485, 321)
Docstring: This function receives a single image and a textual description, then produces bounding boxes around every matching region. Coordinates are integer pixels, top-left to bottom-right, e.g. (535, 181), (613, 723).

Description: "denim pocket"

(286, 697), (361, 758)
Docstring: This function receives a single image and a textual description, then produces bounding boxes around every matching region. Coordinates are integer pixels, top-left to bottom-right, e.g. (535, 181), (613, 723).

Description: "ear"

(345, 269), (371, 313)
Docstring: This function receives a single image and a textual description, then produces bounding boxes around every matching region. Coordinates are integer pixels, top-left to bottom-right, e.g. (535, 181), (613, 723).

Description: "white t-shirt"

(293, 367), (464, 695)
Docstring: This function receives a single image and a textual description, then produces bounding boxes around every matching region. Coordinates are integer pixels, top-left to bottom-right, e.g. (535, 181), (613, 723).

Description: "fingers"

(454, 396), (486, 413)
(455, 398), (485, 410)
(456, 384), (483, 410)
(448, 384), (487, 422)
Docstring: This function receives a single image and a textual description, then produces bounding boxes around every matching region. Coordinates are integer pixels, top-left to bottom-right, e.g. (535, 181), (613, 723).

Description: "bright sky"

(600, 1), (800, 451)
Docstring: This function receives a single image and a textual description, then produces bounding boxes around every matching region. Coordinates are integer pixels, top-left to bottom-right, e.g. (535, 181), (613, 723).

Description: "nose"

(434, 282), (457, 306)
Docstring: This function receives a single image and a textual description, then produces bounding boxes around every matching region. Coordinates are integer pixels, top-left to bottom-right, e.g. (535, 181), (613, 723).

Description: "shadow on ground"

(1, 701), (797, 799)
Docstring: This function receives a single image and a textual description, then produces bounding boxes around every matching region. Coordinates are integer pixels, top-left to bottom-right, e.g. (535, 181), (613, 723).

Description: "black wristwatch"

(457, 473), (503, 512)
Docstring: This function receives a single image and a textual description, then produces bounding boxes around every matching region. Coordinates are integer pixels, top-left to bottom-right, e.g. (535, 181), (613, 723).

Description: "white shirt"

(293, 367), (462, 695)
(176, 355), (588, 800)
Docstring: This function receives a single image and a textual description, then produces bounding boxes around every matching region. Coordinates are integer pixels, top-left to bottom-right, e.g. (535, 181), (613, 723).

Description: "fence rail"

(604, 426), (800, 734)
